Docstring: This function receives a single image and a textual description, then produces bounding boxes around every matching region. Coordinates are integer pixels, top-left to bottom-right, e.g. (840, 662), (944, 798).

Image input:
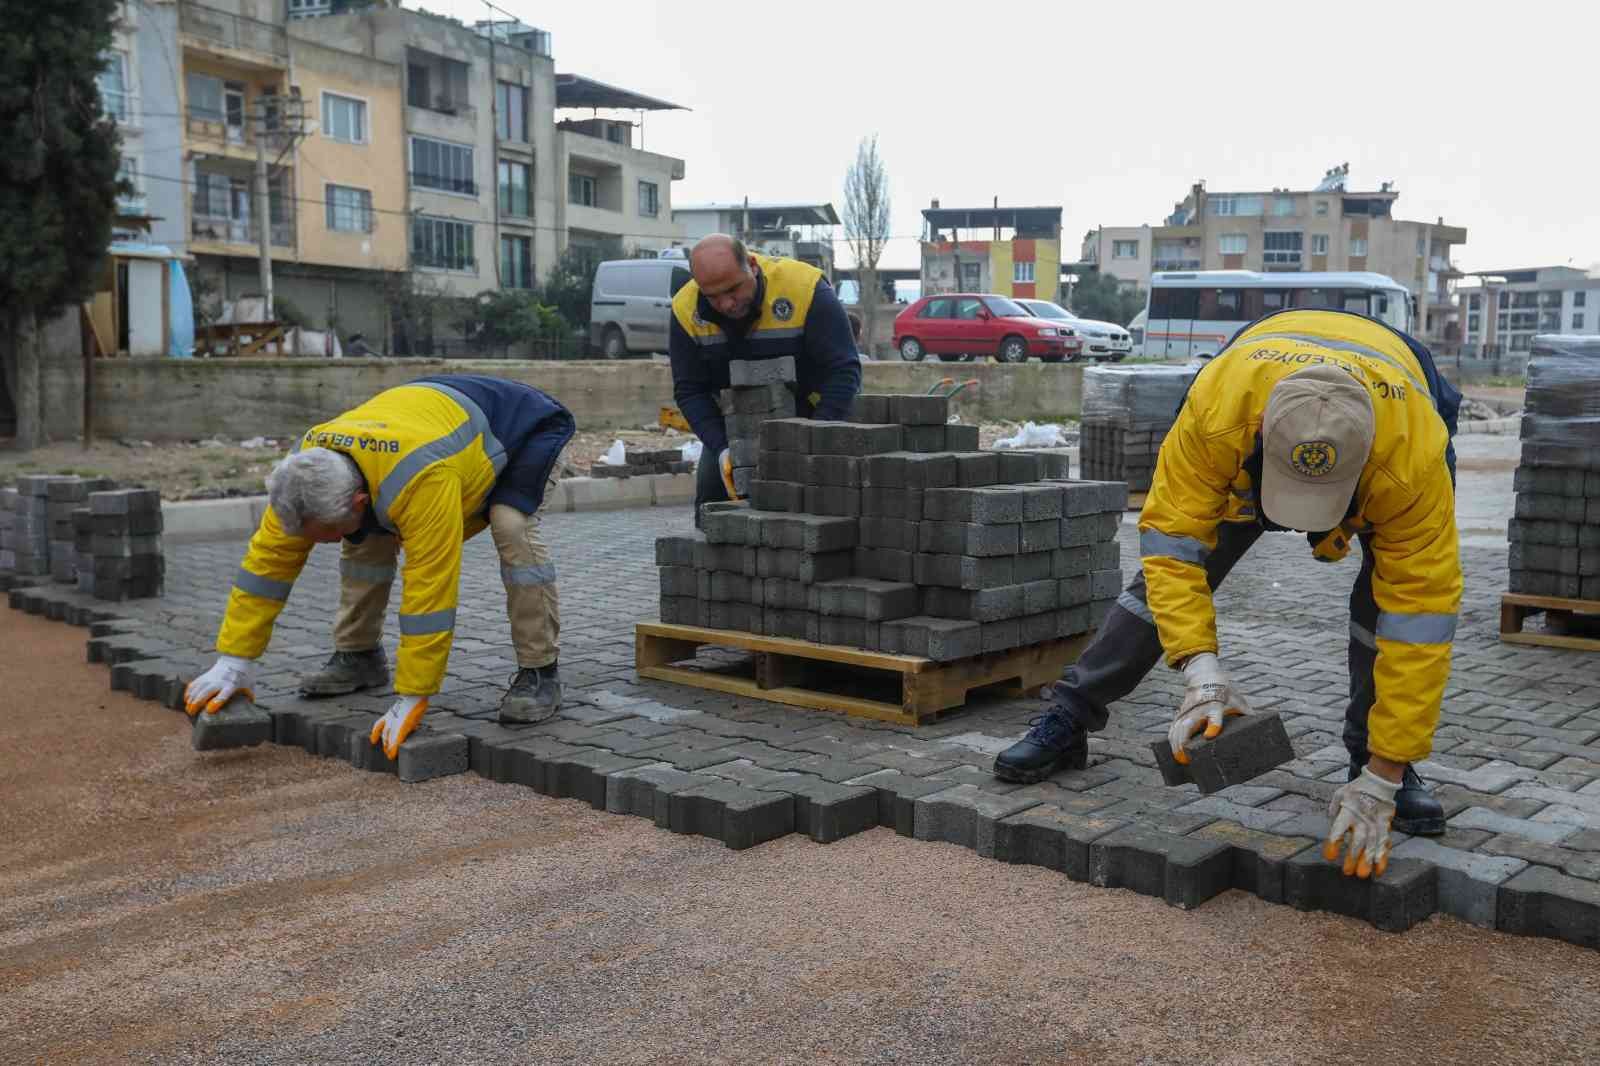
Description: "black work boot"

(499, 664), (563, 725)
(1349, 759), (1445, 836)
(299, 648), (389, 697)
(993, 709), (1089, 783)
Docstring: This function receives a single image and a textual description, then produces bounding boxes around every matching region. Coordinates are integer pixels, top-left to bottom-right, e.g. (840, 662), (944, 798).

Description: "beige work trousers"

(332, 502), (559, 669)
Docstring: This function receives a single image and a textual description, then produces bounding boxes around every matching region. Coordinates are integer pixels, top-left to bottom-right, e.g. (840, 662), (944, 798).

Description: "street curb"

(1457, 416), (1519, 436)
(162, 473), (695, 542)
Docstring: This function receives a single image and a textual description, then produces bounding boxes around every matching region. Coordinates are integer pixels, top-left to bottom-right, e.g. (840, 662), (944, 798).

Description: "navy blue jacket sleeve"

(669, 315), (728, 454)
(804, 279), (863, 421)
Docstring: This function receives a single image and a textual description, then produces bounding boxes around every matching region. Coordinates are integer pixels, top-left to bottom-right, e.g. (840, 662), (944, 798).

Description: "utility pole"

(255, 122), (273, 319)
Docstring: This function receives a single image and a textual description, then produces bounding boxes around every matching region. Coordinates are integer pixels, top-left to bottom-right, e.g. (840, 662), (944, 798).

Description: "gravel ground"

(3, 607), (1598, 1066)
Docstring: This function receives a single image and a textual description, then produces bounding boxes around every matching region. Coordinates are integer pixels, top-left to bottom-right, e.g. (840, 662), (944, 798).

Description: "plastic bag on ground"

(680, 440), (703, 463)
(994, 422), (1066, 449)
(598, 440), (627, 466)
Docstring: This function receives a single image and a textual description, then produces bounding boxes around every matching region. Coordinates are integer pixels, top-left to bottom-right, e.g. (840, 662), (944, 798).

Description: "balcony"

(1152, 258), (1202, 271)
(191, 209), (293, 248)
(180, 1), (287, 64)
(410, 172), (478, 197)
(406, 48), (473, 119)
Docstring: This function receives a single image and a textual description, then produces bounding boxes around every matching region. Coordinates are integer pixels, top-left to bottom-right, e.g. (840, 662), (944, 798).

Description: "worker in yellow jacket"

(184, 375), (576, 757)
(994, 309), (1463, 880)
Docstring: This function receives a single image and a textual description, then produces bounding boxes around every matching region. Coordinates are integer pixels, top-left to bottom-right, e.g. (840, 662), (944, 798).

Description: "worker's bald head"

(690, 234), (760, 319)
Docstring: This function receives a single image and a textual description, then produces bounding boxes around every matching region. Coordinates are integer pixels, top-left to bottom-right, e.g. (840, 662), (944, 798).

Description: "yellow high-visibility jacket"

(215, 377), (572, 696)
(1140, 310), (1460, 764)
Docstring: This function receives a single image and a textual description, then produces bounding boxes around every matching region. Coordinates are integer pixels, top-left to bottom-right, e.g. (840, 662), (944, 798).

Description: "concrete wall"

(87, 358), (1088, 442)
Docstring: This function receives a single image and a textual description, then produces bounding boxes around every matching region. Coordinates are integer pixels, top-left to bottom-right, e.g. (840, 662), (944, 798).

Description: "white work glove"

(369, 694), (429, 760)
(184, 655), (257, 716)
(1324, 767), (1399, 879)
(718, 448), (740, 499)
(1168, 652), (1251, 765)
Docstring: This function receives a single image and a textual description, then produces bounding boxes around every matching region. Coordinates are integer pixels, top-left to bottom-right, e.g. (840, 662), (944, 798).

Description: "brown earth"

(2, 607), (1597, 1065)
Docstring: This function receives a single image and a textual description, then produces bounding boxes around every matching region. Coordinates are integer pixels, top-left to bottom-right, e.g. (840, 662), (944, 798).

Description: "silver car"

(1014, 299), (1132, 362)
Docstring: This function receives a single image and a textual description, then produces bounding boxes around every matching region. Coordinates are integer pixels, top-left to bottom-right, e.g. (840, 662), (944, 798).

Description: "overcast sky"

(429, 0), (1598, 274)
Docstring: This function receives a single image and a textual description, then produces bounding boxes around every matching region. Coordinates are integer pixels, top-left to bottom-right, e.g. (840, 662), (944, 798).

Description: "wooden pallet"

(636, 622), (1090, 727)
(1500, 593), (1600, 652)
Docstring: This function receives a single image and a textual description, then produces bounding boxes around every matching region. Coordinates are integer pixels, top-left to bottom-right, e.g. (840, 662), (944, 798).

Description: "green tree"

(0, 0), (125, 448)
(460, 290), (569, 354)
(1067, 271), (1145, 327)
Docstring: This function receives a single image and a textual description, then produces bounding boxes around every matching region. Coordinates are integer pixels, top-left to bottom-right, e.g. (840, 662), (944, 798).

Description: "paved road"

(3, 606), (1598, 1066)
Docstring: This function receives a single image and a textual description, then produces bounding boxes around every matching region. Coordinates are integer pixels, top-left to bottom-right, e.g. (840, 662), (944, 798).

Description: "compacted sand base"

(2, 607), (1597, 1066)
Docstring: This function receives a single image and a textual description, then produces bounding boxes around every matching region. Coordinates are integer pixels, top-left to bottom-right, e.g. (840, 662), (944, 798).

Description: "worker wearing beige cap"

(995, 308), (1462, 881)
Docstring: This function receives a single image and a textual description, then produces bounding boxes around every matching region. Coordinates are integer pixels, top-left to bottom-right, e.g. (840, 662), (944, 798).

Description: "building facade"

(920, 204), (1062, 302)
(1086, 168), (1468, 347)
(1456, 266), (1600, 358)
(673, 202), (839, 277)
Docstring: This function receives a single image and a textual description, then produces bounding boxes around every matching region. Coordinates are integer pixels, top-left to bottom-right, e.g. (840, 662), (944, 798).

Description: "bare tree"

(843, 135), (891, 357)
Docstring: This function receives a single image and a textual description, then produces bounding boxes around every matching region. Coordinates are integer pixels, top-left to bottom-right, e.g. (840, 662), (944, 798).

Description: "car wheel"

(997, 336), (1028, 363)
(602, 326), (627, 359)
(898, 336), (925, 361)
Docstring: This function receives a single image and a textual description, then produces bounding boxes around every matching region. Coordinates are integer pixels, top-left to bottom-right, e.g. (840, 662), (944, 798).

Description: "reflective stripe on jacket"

(216, 376), (573, 696)
(1139, 310), (1460, 763)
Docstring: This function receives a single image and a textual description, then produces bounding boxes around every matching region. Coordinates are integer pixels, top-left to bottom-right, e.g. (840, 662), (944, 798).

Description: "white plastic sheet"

(993, 422), (1067, 449)
(598, 440), (628, 466)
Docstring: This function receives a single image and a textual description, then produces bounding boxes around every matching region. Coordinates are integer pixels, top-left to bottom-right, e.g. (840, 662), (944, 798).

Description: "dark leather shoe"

(993, 710), (1088, 783)
(1349, 759), (1445, 836)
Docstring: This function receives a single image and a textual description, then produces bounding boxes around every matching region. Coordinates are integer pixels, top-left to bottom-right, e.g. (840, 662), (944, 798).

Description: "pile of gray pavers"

(1508, 335), (1600, 600)
(0, 476), (164, 600)
(590, 447), (696, 479)
(1079, 364), (1197, 493)
(657, 366), (1126, 660)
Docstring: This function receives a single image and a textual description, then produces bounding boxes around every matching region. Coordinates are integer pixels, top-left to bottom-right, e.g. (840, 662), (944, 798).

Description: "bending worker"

(184, 374), (576, 756)
(994, 308), (1462, 880)
(669, 233), (861, 513)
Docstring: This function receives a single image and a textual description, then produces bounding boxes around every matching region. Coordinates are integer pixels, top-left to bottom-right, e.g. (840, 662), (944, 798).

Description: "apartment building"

(1456, 266), (1600, 358)
(100, 1), (187, 248)
(673, 202), (840, 277)
(1086, 168), (1469, 347)
(1078, 226), (1151, 288)
(920, 203), (1062, 301)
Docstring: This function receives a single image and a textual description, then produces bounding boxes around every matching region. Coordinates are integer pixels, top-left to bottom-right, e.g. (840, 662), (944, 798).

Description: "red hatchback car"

(893, 293), (1081, 363)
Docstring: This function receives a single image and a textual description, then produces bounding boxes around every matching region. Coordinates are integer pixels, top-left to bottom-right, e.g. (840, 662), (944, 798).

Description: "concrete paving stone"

(996, 452), (1043, 484)
(993, 804), (1130, 881)
(1505, 783), (1600, 813)
(853, 547), (915, 584)
(728, 357), (796, 387)
(1495, 865), (1600, 950)
(913, 784), (1045, 857)
(750, 480), (806, 513)
(581, 728), (683, 757)
(1088, 823), (1234, 910)
(1430, 784), (1548, 821)
(667, 779), (796, 850)
(348, 730), (400, 775)
(899, 425), (946, 452)
(943, 424), (981, 451)
(1150, 713), (1296, 794)
(1051, 546), (1093, 579)
(760, 418), (812, 454)
(1390, 837), (1528, 928)
(1445, 738), (1565, 771)
(635, 742), (744, 772)
(890, 394), (949, 426)
(1176, 796), (1296, 833)
(605, 764), (705, 826)
(858, 748), (963, 777)
(493, 737), (590, 788)
(787, 754), (885, 783)
(1019, 519), (1061, 554)
(859, 487), (925, 520)
(1021, 579), (1058, 615)
(915, 554), (1016, 593)
(1473, 835), (1600, 881)
(701, 739), (815, 770)
(922, 487), (1026, 525)
(803, 454), (863, 488)
(1057, 576), (1091, 607)
(1090, 799), (1220, 836)
(953, 452), (1000, 488)
(843, 769), (955, 836)
(191, 700), (273, 752)
(878, 616), (982, 661)
(1189, 821), (1319, 905)
(1449, 806), (1577, 845)
(699, 761), (878, 843)
(1531, 804), (1600, 829)
(1284, 852), (1438, 933)
(314, 713), (378, 760)
(848, 394), (893, 424)
(1415, 758), (1535, 795)
(918, 521), (1019, 558)
(543, 749), (656, 809)
(808, 421), (903, 456)
(922, 584), (1025, 622)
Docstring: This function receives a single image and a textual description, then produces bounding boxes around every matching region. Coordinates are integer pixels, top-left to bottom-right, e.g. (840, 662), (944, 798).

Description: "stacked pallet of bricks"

(81, 489), (165, 600)
(1509, 335), (1600, 600)
(656, 388), (1125, 660)
(1079, 365), (1197, 492)
(720, 357), (802, 497)
(589, 447), (696, 479)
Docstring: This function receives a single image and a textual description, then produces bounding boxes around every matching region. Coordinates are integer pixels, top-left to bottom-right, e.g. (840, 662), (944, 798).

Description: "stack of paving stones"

(6, 476), (72, 578)
(1508, 335), (1600, 600)
(45, 476), (119, 584)
(720, 357), (802, 498)
(589, 447), (695, 479)
(0, 486), (17, 574)
(656, 390), (1126, 658)
(7, 581), (1600, 949)
(81, 488), (165, 600)
(1079, 364), (1198, 492)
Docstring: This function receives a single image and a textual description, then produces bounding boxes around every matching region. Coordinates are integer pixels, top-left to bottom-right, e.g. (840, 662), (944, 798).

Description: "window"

(116, 156), (141, 207)
(1218, 233), (1247, 255)
(638, 180), (659, 218)
(959, 261), (981, 289)
(1510, 333), (1533, 352)
(1468, 293), (1481, 310)
(955, 297), (984, 319)
(918, 298), (953, 319)
(495, 81), (528, 141)
(407, 50), (469, 113)
(1573, 313), (1585, 330)
(1539, 290), (1563, 308)
(1013, 260), (1035, 283)
(1273, 196), (1295, 216)
(1497, 313), (1508, 331)
(1540, 311), (1560, 331)
(1498, 291), (1509, 308)
(1576, 291), (1588, 307)
(1468, 313), (1480, 334)
(1311, 234), (1329, 256)
(498, 160), (531, 217)
(321, 92), (367, 144)
(1348, 237), (1368, 257)
(410, 137), (475, 195)
(1314, 200), (1329, 217)
(1197, 289), (1244, 321)
(99, 51), (130, 121)
(569, 172), (596, 206)
(1112, 239), (1139, 259)
(411, 215), (475, 271)
(324, 184), (373, 233)
(1261, 290), (1290, 313)
(1210, 195), (1262, 217)
(1417, 235), (1426, 256)
(501, 235), (533, 289)
(186, 72), (223, 123)
(1149, 288), (1200, 320)
(1263, 231), (1303, 266)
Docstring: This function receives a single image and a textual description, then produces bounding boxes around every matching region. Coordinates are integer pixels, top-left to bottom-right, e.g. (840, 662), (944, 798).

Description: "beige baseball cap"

(1259, 364), (1375, 531)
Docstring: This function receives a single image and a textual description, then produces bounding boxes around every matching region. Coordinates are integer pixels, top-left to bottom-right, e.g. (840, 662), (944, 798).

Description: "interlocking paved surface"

(41, 436), (1600, 934)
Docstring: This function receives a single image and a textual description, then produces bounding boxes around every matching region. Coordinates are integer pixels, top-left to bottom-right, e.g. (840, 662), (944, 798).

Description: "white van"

(589, 257), (693, 358)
